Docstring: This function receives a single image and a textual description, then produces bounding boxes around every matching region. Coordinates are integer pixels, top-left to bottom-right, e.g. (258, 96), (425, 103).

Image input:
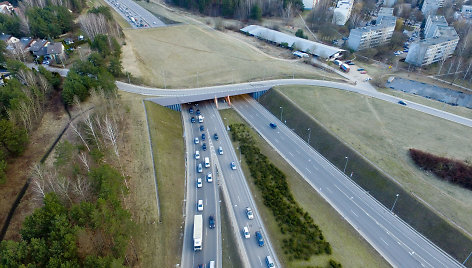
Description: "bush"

(409, 149), (472, 190)
(295, 29), (308, 39)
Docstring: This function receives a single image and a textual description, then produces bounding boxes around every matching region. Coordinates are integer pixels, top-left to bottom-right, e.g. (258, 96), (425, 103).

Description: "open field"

(121, 24), (339, 88)
(120, 92), (185, 267)
(219, 109), (389, 268)
(260, 86), (472, 264)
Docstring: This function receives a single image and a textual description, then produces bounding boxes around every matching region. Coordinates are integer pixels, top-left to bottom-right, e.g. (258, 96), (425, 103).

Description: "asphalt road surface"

(104, 0), (165, 28)
(117, 79), (472, 128)
(181, 103), (221, 268)
(183, 101), (280, 268)
(232, 94), (463, 268)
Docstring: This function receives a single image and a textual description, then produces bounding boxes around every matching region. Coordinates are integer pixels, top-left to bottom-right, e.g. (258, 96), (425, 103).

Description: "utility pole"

(391, 194), (400, 212)
(307, 128), (311, 144)
(343, 156), (349, 173)
(279, 106), (283, 122)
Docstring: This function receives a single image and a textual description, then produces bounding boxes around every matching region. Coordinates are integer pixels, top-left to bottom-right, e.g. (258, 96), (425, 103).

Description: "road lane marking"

(351, 209), (358, 217)
(381, 237), (388, 246)
(288, 152), (294, 157)
(305, 167), (312, 174)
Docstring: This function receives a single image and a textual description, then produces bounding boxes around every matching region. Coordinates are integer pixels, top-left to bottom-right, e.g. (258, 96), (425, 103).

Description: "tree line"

(230, 123), (341, 267)
(409, 148), (472, 191)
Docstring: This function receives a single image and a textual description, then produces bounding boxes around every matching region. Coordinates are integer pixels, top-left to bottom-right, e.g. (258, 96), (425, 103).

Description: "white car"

(207, 173), (213, 183)
(197, 200), (204, 211)
(231, 162), (237, 170)
(243, 226), (250, 239)
(194, 137), (199, 144)
(197, 163), (203, 173)
(246, 207), (254, 220)
(196, 178), (202, 188)
(195, 150), (200, 159)
(218, 146), (223, 155)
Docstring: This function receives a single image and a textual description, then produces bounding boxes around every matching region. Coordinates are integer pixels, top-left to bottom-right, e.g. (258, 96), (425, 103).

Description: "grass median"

(259, 86), (472, 265)
(219, 108), (389, 268)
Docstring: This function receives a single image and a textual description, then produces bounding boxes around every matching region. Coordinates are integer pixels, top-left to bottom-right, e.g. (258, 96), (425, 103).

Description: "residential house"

(0, 1), (14, 14)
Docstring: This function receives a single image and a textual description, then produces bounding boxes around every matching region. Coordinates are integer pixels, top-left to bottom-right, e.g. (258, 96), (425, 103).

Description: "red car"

(360, 71), (367, 74)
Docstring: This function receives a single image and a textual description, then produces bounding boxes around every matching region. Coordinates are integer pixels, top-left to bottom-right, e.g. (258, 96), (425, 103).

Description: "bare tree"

(31, 164), (47, 200)
(78, 13), (109, 40)
(70, 122), (91, 151)
(84, 113), (101, 150)
(72, 175), (91, 201)
(78, 151), (90, 172)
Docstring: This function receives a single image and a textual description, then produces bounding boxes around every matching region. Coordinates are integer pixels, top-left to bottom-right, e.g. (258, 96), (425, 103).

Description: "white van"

(266, 256), (275, 267)
(208, 260), (215, 268)
(204, 157), (210, 168)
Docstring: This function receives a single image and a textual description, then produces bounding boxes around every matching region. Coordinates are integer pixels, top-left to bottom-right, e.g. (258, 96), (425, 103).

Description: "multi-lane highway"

(181, 103), (221, 268)
(181, 101), (280, 268)
(232, 94), (463, 268)
(104, 0), (165, 28)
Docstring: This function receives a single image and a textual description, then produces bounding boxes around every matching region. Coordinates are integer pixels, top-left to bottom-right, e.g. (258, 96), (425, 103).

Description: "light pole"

(279, 106), (283, 122)
(343, 156), (349, 173)
(236, 147), (241, 163)
(307, 128), (311, 144)
(391, 194), (399, 212)
(463, 251), (472, 265)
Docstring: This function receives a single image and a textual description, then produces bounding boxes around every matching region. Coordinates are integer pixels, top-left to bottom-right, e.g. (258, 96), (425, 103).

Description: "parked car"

(269, 123), (277, 129)
(360, 71), (367, 74)
(196, 177), (202, 188)
(357, 68), (365, 71)
(209, 216), (215, 229)
(246, 207), (254, 219)
(243, 227), (250, 239)
(255, 231), (264, 247)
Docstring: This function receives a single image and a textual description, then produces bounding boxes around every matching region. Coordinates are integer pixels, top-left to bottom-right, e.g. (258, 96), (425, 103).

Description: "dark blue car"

(255, 231), (264, 247)
(269, 123), (277, 129)
(200, 125), (204, 131)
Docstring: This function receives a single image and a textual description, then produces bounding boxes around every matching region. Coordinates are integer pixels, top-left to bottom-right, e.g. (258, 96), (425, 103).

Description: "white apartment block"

(332, 0), (354, 25)
(421, 0), (445, 16)
(461, 5), (472, 18)
(383, 0), (396, 7)
(347, 15), (396, 51)
(424, 15), (448, 38)
(406, 17), (458, 66)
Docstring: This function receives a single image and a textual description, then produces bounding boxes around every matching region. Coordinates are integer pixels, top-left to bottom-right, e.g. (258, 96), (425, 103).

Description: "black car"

(255, 231), (264, 247)
(398, 100), (407, 106)
(202, 133), (206, 141)
(189, 107), (194, 114)
(209, 216), (215, 229)
(191, 117), (196, 123)
(202, 143), (207, 151)
(269, 123), (277, 129)
(200, 125), (204, 131)
(196, 109), (201, 115)
(214, 133), (218, 140)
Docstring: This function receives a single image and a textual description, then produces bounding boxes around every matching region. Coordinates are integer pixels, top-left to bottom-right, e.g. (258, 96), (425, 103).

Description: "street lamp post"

(237, 147), (241, 163)
(391, 194), (400, 212)
(343, 156), (349, 173)
(463, 251), (472, 265)
(307, 128), (311, 144)
(279, 106), (283, 122)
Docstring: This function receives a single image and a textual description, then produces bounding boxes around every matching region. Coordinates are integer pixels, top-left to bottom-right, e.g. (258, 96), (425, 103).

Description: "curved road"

(116, 79), (472, 128)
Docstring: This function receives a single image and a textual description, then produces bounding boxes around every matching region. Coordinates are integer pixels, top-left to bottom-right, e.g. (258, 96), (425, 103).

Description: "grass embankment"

(126, 98), (184, 267)
(259, 86), (472, 265)
(121, 24), (338, 88)
(219, 109), (389, 268)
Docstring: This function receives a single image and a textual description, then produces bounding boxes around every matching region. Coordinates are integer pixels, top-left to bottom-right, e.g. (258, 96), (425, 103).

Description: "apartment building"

(347, 13), (396, 51)
(332, 0), (354, 25)
(421, 0), (445, 16)
(406, 17), (458, 66)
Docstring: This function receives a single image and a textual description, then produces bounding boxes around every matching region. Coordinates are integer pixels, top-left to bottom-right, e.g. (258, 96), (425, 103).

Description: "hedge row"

(409, 148), (472, 190)
(230, 123), (336, 263)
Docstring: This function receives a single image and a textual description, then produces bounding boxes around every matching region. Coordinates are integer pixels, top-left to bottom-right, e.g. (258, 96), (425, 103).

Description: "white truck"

(193, 215), (203, 251)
